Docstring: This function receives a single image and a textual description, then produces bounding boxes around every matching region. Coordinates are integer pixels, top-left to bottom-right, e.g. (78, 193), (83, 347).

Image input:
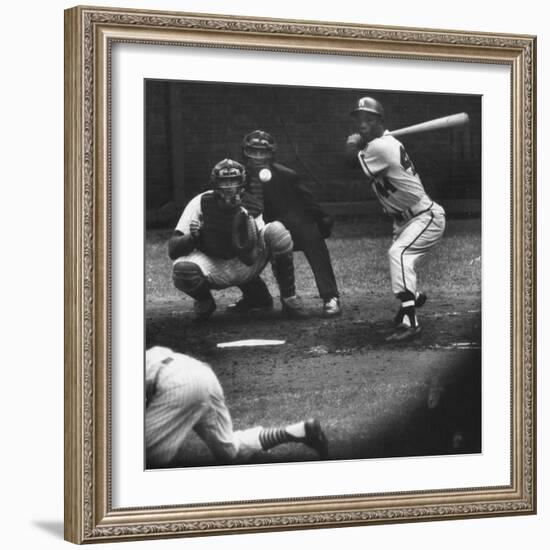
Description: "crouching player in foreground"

(168, 158), (307, 320)
(146, 346), (329, 467)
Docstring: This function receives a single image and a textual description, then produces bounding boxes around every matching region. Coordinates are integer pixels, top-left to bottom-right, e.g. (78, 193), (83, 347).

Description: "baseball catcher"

(168, 158), (307, 320)
(226, 130), (341, 317)
(345, 97), (446, 341)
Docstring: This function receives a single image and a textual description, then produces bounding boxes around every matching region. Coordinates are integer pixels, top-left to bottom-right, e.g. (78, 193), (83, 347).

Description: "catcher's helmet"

(210, 159), (247, 208)
(350, 97), (384, 118)
(242, 130), (277, 161)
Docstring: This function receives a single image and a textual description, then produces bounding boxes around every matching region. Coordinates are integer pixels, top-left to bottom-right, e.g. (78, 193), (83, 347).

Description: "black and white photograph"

(144, 80), (482, 469)
(59, 2), (538, 545)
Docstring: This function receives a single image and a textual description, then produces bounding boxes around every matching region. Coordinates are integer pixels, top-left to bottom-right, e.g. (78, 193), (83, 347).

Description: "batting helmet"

(242, 130), (277, 161)
(350, 97), (384, 118)
(210, 159), (247, 208)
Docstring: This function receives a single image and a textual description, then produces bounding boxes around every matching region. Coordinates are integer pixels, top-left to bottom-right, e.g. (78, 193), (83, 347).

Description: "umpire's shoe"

(323, 297), (342, 318)
(281, 295), (309, 319)
(193, 295), (216, 321)
(302, 418), (329, 459)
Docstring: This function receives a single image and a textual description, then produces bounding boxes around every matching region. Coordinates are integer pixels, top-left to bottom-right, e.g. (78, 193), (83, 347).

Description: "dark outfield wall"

(146, 79), (481, 215)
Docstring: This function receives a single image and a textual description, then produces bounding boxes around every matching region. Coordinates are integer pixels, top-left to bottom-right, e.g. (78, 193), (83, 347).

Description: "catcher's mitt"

(231, 208), (260, 265)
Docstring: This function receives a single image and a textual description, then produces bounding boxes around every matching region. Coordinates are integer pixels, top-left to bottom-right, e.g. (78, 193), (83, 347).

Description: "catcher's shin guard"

(272, 253), (296, 299)
(264, 221), (296, 298)
(263, 221), (293, 258)
(172, 261), (211, 300)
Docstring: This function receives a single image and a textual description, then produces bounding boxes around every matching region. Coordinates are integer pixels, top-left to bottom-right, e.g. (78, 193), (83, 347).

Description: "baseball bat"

(388, 112), (469, 137)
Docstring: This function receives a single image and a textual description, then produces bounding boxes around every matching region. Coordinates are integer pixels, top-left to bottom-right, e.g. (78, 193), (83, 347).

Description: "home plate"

(217, 339), (286, 348)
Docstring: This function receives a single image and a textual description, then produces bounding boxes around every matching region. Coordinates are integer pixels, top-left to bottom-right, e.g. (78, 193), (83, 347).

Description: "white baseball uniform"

(357, 132), (446, 296)
(173, 191), (269, 289)
(146, 346), (264, 467)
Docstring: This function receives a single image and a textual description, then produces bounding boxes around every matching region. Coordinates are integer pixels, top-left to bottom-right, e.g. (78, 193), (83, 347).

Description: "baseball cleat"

(281, 295), (309, 319)
(322, 297), (342, 317)
(193, 295), (216, 320)
(226, 296), (273, 314)
(302, 418), (329, 459)
(385, 323), (422, 342)
(393, 292), (428, 325)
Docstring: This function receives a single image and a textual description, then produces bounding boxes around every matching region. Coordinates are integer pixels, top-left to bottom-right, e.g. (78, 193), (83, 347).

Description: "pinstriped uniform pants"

(146, 349), (263, 467)
(388, 203), (446, 296)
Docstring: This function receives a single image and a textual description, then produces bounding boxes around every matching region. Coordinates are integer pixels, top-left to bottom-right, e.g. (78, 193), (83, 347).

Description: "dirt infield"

(146, 293), (481, 468)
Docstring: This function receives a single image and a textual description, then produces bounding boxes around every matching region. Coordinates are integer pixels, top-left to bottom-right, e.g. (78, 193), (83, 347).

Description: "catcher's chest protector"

(199, 194), (239, 259)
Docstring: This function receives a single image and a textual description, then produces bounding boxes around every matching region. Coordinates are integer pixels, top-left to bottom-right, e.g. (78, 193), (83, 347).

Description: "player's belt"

(393, 201), (433, 223)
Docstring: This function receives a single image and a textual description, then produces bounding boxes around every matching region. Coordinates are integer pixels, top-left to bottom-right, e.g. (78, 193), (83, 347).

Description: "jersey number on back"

(373, 146), (417, 197)
(374, 177), (397, 198)
(400, 145), (417, 175)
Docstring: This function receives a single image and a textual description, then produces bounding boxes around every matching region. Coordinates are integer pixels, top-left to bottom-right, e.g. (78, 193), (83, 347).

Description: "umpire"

(229, 130), (341, 317)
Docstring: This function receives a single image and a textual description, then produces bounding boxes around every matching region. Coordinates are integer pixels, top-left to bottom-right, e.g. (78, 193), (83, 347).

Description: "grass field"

(145, 217), (482, 468)
(146, 217), (481, 307)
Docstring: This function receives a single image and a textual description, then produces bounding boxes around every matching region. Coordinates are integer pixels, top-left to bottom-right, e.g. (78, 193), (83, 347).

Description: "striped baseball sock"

(398, 291), (417, 327)
(401, 304), (417, 328)
(259, 421), (305, 450)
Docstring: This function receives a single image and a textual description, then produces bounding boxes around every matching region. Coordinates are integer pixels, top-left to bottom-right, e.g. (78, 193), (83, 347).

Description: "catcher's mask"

(210, 159), (247, 209)
(242, 130), (277, 164)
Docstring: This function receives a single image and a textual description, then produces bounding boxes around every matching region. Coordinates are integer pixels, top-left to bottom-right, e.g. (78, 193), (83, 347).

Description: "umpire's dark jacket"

(259, 163), (332, 248)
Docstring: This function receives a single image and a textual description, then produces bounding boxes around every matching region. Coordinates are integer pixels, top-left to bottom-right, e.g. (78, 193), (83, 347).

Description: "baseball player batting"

(146, 346), (329, 467)
(168, 158), (307, 320)
(345, 97), (446, 342)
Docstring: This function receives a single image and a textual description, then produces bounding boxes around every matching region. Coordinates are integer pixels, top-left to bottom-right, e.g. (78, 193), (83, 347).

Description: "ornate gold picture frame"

(64, 5), (536, 544)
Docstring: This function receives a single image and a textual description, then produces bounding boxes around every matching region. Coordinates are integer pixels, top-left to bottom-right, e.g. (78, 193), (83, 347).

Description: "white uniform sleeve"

(174, 193), (204, 234)
(358, 137), (393, 177)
